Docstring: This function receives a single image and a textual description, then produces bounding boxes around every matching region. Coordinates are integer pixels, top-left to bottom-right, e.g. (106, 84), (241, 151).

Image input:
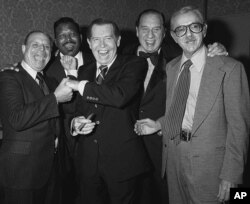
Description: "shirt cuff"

(66, 70), (78, 78)
(78, 80), (88, 96)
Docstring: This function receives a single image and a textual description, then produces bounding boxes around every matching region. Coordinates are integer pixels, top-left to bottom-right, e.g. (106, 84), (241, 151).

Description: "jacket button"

(164, 144), (167, 147)
(96, 121), (100, 125)
(95, 104), (98, 108)
(93, 139), (98, 143)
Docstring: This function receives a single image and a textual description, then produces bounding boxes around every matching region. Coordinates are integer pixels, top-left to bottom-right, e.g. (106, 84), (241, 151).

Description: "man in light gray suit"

(135, 5), (250, 204)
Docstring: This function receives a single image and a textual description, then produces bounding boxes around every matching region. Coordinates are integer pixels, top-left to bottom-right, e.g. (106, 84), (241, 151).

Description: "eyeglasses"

(172, 23), (204, 37)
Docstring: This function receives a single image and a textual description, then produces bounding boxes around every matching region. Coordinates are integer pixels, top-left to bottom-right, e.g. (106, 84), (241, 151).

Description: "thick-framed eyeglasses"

(172, 22), (204, 37)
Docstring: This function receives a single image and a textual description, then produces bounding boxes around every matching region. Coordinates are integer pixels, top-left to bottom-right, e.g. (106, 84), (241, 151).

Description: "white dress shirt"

(180, 45), (207, 131)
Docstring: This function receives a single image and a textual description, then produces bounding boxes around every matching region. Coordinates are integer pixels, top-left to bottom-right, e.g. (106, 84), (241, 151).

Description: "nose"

(186, 27), (192, 37)
(39, 44), (45, 51)
(147, 29), (154, 38)
(100, 39), (106, 48)
(66, 34), (72, 42)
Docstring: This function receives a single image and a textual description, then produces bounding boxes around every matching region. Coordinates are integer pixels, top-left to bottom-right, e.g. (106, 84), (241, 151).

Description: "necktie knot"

(36, 72), (44, 83)
(139, 51), (159, 66)
(99, 65), (108, 73)
(96, 65), (108, 84)
(182, 59), (192, 71)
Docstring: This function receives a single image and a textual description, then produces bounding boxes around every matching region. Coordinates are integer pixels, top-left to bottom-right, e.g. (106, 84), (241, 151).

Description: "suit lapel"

(166, 57), (182, 107)
(143, 50), (166, 96)
(103, 56), (121, 83)
(57, 55), (67, 79)
(192, 57), (225, 134)
(18, 64), (45, 98)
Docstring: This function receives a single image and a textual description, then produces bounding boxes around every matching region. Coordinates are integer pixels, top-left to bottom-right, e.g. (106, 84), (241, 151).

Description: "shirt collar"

(21, 60), (39, 80)
(180, 45), (207, 72)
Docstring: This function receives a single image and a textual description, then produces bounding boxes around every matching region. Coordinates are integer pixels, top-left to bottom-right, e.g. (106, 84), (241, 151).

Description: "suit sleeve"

(219, 61), (250, 184)
(81, 57), (147, 108)
(0, 72), (60, 131)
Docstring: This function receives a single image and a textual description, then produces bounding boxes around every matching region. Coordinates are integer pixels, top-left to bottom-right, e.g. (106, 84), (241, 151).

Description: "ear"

(203, 23), (208, 38)
(170, 31), (178, 43)
(163, 28), (166, 39)
(22, 45), (26, 54)
(136, 27), (139, 38)
(116, 36), (121, 47)
(87, 38), (91, 49)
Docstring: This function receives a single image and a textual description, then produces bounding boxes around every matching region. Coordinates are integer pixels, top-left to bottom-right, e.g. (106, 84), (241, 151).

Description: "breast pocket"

(0, 140), (31, 155)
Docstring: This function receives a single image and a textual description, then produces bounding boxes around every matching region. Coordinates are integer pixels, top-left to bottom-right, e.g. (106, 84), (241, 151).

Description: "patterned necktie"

(165, 59), (192, 144)
(139, 51), (159, 66)
(96, 65), (108, 84)
(36, 72), (50, 95)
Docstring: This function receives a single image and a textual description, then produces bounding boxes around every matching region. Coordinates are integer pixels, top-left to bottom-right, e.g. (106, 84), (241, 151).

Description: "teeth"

(65, 44), (74, 49)
(99, 50), (108, 55)
(35, 55), (45, 61)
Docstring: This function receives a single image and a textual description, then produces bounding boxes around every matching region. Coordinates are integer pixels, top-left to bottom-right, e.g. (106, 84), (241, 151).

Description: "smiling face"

(22, 32), (51, 72)
(55, 23), (81, 56)
(171, 10), (207, 58)
(87, 24), (120, 65)
(136, 12), (165, 53)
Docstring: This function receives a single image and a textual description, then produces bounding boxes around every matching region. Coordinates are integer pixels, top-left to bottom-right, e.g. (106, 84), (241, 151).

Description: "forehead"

(56, 23), (79, 34)
(139, 13), (163, 26)
(172, 11), (202, 28)
(27, 33), (50, 44)
(91, 24), (114, 37)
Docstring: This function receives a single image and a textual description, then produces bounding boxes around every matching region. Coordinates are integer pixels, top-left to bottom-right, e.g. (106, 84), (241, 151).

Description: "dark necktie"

(165, 59), (193, 144)
(139, 51), (159, 66)
(96, 65), (108, 85)
(36, 72), (50, 95)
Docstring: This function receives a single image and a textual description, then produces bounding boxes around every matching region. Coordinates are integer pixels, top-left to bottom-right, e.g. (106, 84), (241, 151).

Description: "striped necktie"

(165, 59), (192, 144)
(96, 65), (108, 84)
(36, 72), (50, 95)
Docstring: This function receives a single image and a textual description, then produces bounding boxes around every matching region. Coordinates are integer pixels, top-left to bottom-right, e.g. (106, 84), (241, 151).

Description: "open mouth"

(34, 55), (46, 61)
(64, 43), (75, 50)
(145, 40), (155, 47)
(98, 50), (109, 57)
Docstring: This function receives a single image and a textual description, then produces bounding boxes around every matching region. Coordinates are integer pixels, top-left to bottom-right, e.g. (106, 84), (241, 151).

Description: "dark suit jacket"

(0, 64), (60, 189)
(45, 52), (93, 156)
(75, 55), (151, 181)
(122, 42), (181, 171)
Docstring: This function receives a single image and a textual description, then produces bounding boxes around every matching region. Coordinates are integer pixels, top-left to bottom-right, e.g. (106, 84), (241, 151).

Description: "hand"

(54, 78), (73, 103)
(66, 79), (80, 91)
(72, 116), (96, 135)
(207, 42), (228, 57)
(217, 180), (237, 202)
(134, 118), (161, 135)
(0, 62), (19, 72)
(60, 55), (78, 71)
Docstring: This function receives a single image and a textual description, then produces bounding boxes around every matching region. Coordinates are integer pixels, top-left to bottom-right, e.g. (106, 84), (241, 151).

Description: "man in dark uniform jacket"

(0, 31), (73, 204)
